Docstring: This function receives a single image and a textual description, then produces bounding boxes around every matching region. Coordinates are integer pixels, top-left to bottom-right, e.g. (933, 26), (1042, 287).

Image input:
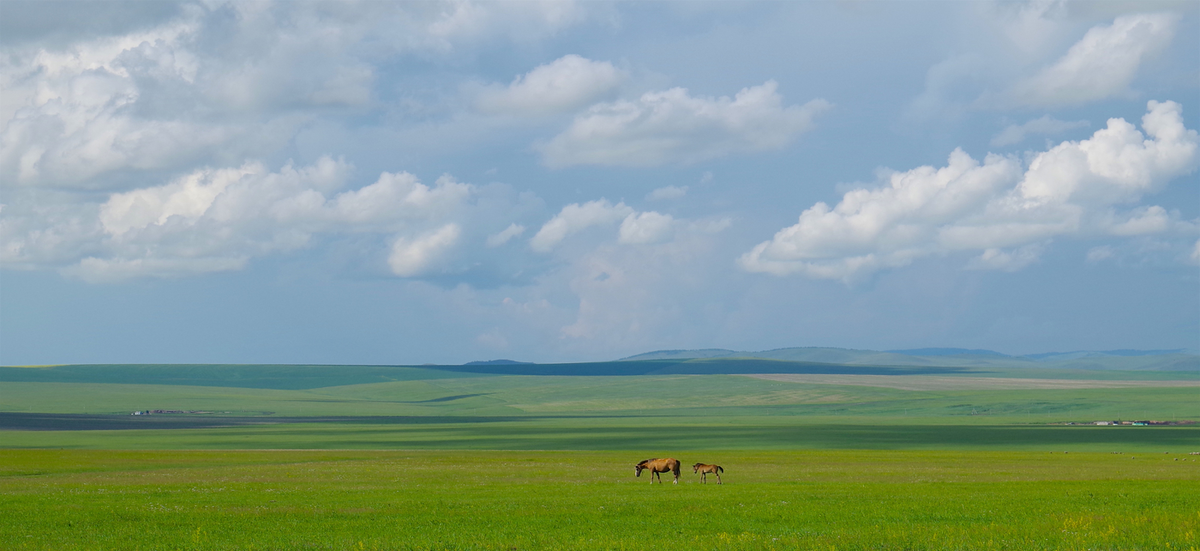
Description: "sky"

(1, 0), (1197, 366)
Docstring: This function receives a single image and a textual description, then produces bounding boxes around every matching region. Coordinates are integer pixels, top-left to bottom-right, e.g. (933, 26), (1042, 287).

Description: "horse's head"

(692, 463), (701, 473)
(635, 460), (649, 477)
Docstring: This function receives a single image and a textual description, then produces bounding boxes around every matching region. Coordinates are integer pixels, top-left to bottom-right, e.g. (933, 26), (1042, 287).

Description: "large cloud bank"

(740, 100), (1199, 280)
(3, 157), (482, 281)
(0, 2), (593, 191)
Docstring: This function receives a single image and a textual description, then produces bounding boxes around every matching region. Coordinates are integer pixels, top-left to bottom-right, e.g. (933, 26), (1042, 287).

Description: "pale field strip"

(742, 374), (1200, 391)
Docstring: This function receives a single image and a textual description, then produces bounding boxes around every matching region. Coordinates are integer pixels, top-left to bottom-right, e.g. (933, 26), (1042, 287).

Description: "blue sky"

(1, 0), (1197, 365)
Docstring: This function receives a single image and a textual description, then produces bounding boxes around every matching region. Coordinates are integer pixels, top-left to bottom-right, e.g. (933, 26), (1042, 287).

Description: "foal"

(692, 463), (723, 484)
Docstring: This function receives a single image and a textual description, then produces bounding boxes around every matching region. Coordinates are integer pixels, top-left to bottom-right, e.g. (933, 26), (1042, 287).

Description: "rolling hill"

(619, 347), (1199, 371)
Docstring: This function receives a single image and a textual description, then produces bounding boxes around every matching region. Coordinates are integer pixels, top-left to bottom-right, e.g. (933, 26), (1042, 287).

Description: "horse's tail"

(717, 466), (724, 473)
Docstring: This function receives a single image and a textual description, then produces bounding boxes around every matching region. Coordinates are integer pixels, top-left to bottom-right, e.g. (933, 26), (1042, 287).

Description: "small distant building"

(1094, 421), (1112, 426)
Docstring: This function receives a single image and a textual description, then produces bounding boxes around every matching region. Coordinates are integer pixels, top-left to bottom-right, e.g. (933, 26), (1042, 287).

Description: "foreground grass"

(2, 449), (1197, 550)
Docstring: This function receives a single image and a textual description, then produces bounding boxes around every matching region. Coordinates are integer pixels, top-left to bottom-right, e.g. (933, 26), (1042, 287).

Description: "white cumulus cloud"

(474, 55), (624, 116)
(1005, 13), (1177, 107)
(0, 2), (600, 191)
(740, 100), (1199, 280)
(529, 199), (634, 252)
(966, 244), (1044, 272)
(618, 211), (675, 245)
(486, 223), (526, 247)
(1, 157), (487, 281)
(389, 224), (462, 277)
(1108, 206), (1171, 236)
(538, 80), (830, 167)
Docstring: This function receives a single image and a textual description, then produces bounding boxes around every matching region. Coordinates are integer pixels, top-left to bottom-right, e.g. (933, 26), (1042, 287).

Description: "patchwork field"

(2, 363), (1198, 450)
(2, 363), (1198, 549)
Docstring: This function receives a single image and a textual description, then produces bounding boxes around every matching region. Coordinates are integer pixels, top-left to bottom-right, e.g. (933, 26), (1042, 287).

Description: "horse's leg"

(716, 472), (721, 484)
(700, 472), (706, 484)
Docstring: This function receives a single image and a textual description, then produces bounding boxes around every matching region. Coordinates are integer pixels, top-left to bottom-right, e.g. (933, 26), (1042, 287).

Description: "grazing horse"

(692, 463), (723, 484)
(635, 458), (680, 484)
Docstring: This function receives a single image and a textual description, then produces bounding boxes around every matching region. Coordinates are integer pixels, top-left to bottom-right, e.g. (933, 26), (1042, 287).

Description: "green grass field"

(2, 364), (1198, 549)
(3, 449), (1198, 550)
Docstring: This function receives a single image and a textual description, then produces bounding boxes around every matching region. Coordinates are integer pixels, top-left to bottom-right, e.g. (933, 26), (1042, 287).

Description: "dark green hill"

(386, 358), (972, 377)
(1, 359), (970, 389)
(4, 355), (1196, 392)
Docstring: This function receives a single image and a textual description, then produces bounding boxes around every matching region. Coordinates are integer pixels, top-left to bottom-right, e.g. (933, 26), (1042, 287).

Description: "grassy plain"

(2, 364), (1198, 549)
(3, 449), (1199, 550)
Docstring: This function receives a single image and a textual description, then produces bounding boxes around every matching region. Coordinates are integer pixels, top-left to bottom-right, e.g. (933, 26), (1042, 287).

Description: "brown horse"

(635, 458), (680, 484)
(692, 463), (723, 484)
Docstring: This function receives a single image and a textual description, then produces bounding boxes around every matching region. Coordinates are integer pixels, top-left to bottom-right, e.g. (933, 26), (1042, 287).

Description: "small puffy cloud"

(538, 80), (830, 167)
(529, 199), (634, 252)
(966, 244), (1044, 272)
(486, 223), (526, 247)
(388, 224), (462, 277)
(1087, 245), (1114, 262)
(991, 115), (1089, 147)
(1109, 205), (1171, 236)
(328, 173), (473, 228)
(618, 211), (675, 245)
(1005, 13), (1177, 107)
(474, 55), (624, 116)
(646, 185), (687, 201)
(99, 163), (269, 236)
(529, 200), (686, 251)
(740, 100), (1199, 280)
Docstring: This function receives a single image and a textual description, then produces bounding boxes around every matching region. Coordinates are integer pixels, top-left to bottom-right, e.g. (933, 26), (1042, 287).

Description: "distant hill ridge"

(463, 359), (533, 366)
(887, 348), (1009, 357)
(617, 347), (1198, 371)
